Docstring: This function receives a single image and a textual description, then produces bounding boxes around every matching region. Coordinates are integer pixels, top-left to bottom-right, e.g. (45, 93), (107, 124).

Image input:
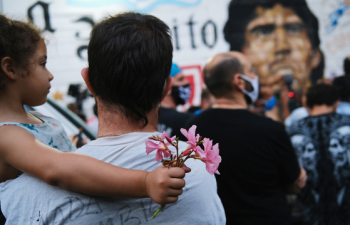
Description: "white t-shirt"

(0, 132), (225, 225)
(284, 107), (309, 128)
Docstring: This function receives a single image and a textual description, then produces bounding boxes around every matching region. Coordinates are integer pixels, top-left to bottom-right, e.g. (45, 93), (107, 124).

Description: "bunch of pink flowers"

(145, 125), (221, 218)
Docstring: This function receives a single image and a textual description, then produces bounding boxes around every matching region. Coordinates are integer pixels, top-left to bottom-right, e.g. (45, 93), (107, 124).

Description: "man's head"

(168, 63), (191, 106)
(82, 12), (173, 126)
(204, 51), (258, 104)
(306, 83), (339, 110)
(344, 56), (350, 75)
(224, 0), (323, 88)
(333, 76), (350, 103)
(200, 89), (216, 111)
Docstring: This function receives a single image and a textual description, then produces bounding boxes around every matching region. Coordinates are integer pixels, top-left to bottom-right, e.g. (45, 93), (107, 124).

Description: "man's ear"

(1, 57), (16, 80)
(81, 67), (95, 95)
(161, 77), (173, 101)
(232, 73), (244, 91)
(310, 48), (321, 69)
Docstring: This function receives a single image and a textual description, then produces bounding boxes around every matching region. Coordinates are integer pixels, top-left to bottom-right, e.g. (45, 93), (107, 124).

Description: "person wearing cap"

(158, 63), (193, 140)
(186, 51), (307, 225)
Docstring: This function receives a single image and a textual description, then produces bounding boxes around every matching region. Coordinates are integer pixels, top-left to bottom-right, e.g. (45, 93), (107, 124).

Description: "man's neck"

(309, 105), (336, 116)
(160, 95), (176, 109)
(212, 96), (248, 110)
(97, 102), (159, 137)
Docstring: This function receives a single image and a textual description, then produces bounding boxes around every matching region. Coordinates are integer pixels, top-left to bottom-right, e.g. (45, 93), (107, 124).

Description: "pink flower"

(183, 149), (191, 156)
(180, 125), (200, 150)
(160, 131), (176, 144)
(145, 132), (175, 161)
(196, 138), (221, 175)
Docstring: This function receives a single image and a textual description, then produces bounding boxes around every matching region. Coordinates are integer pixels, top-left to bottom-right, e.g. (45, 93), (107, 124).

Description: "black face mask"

(171, 84), (191, 106)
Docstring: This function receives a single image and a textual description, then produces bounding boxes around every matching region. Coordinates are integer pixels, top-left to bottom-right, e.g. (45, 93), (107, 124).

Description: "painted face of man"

(242, 3), (320, 90)
(329, 126), (350, 168)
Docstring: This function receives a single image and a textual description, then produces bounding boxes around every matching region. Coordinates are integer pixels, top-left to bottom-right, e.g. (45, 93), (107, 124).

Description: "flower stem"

(179, 150), (193, 167)
(152, 205), (165, 219)
(176, 139), (179, 166)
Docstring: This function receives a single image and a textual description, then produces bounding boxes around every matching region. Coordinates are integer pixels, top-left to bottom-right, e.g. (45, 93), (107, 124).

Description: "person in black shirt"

(158, 63), (193, 140)
(186, 51), (306, 225)
(288, 84), (350, 224)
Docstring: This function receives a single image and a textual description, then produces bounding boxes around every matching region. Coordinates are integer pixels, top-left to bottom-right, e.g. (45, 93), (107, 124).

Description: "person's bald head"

(204, 51), (245, 98)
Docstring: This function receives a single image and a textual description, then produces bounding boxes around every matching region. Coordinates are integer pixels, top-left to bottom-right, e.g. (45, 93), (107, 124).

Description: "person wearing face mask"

(158, 63), (193, 141)
(186, 51), (306, 225)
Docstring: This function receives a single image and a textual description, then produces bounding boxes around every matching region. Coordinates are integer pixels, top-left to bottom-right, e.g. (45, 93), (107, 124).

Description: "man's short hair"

(201, 88), (212, 100)
(332, 76), (350, 102)
(88, 12), (173, 126)
(204, 56), (243, 98)
(223, 0), (324, 84)
(344, 57), (350, 75)
(306, 84), (339, 109)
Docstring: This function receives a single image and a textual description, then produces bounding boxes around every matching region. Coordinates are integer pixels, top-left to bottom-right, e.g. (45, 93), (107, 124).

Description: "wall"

(2, 0), (350, 110)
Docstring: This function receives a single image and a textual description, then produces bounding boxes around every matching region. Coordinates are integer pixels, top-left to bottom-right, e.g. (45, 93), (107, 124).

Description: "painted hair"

(223, 0), (324, 84)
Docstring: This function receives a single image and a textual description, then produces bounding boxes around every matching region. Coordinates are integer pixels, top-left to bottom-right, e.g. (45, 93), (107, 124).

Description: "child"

(0, 14), (187, 206)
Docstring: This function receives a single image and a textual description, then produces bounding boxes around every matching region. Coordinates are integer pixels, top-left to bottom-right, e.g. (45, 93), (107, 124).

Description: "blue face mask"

(264, 96), (277, 111)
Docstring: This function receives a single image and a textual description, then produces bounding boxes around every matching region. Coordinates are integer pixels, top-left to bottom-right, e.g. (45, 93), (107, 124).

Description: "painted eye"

(41, 62), (47, 67)
(250, 24), (275, 37)
(284, 23), (304, 35)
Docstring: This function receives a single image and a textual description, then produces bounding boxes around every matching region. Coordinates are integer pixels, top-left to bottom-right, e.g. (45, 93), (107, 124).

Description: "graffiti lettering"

(75, 17), (95, 39)
(187, 16), (197, 49)
(27, 1), (55, 32)
(201, 20), (217, 48)
(74, 16), (95, 60)
(173, 19), (180, 50)
(175, 16), (218, 51)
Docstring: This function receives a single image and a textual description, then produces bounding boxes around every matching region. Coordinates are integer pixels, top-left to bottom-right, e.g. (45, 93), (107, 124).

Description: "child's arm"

(0, 126), (187, 205)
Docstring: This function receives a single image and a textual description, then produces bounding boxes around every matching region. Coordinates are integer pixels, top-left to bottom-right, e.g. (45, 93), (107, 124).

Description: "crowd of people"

(0, 6), (350, 225)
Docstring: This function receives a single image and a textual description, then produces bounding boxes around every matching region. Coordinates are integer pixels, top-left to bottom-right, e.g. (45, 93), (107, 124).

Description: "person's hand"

(144, 166), (189, 205)
(296, 167), (307, 190)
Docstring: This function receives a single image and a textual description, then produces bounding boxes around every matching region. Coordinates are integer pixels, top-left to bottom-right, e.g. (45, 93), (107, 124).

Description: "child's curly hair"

(0, 14), (42, 90)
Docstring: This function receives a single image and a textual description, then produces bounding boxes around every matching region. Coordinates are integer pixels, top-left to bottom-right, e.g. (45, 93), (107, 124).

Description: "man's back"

(288, 113), (350, 224)
(0, 132), (225, 224)
(187, 108), (300, 225)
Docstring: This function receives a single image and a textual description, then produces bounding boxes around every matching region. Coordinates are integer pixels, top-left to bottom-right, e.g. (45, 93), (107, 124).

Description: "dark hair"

(332, 76), (350, 102)
(306, 84), (339, 108)
(88, 12), (173, 127)
(201, 88), (212, 100)
(344, 57), (350, 75)
(0, 14), (42, 90)
(223, 0), (324, 84)
(204, 56), (243, 98)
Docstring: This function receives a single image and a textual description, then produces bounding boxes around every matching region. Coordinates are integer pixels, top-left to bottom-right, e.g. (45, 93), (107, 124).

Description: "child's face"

(19, 39), (53, 106)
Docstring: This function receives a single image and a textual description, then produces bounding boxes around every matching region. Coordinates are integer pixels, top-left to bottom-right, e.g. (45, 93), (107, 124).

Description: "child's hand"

(145, 166), (187, 205)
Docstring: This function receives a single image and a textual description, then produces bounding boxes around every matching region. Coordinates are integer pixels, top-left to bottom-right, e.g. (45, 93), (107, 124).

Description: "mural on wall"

(6, 0), (225, 110)
(2, 0), (350, 112)
(224, 0), (323, 93)
(66, 0), (203, 13)
(318, 0), (350, 78)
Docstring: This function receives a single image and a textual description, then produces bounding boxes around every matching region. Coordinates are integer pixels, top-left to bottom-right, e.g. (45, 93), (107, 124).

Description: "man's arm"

(272, 123), (304, 191)
(0, 126), (188, 205)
